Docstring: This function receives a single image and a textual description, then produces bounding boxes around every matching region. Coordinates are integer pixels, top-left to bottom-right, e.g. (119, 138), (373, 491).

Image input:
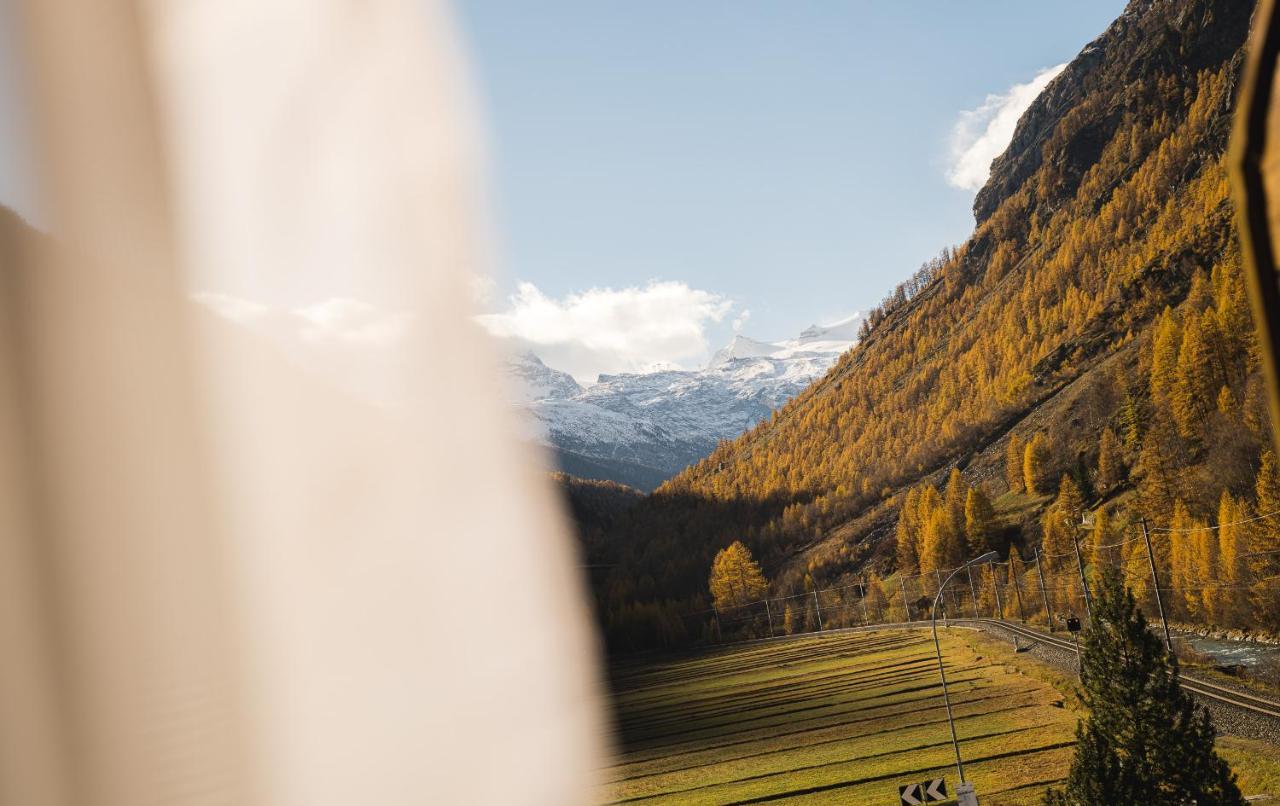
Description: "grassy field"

(602, 627), (1280, 804)
(601, 628), (1078, 805)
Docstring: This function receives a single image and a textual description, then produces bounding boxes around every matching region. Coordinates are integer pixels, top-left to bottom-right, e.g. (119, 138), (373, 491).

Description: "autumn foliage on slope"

(595, 0), (1265, 650)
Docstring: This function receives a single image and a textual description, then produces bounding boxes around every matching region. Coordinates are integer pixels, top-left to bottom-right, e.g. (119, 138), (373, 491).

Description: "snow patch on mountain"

(502, 351), (582, 405)
(505, 315), (863, 490)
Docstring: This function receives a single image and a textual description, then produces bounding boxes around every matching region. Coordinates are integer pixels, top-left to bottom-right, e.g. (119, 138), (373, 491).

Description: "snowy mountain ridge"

(505, 314), (863, 490)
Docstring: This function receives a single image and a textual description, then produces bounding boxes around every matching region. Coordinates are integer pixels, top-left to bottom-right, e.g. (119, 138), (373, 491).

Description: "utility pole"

(929, 551), (997, 801)
(991, 564), (1004, 619)
(1070, 517), (1094, 620)
(858, 577), (870, 625)
(1140, 517), (1173, 652)
(899, 577), (911, 622)
(1011, 556), (1027, 622)
(1034, 547), (1055, 632)
(966, 565), (979, 618)
(812, 589), (824, 630)
(764, 598), (776, 638)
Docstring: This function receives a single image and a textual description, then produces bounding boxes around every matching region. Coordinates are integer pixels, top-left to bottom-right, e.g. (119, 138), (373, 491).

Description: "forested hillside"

(592, 0), (1270, 651)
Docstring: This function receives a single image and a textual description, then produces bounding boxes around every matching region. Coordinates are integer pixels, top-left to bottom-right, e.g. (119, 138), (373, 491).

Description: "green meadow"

(601, 629), (1077, 805)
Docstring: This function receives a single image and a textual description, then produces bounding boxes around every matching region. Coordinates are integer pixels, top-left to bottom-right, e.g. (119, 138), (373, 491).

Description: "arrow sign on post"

(923, 777), (948, 801)
(899, 777), (947, 804)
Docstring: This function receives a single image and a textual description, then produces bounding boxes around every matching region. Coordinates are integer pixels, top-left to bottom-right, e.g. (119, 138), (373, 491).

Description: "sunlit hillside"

(592, 0), (1266, 651)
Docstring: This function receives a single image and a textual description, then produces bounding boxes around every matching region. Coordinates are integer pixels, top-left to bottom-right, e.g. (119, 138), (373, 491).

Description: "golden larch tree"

(1096, 427), (1123, 492)
(944, 468), (968, 538)
(1042, 475), (1085, 557)
(965, 486), (996, 553)
(1171, 309), (1221, 439)
(1252, 451), (1280, 624)
(1149, 305), (1181, 410)
(709, 540), (768, 612)
(1085, 507), (1116, 575)
(920, 508), (952, 577)
(1006, 434), (1026, 493)
(1217, 491), (1248, 626)
(895, 487), (922, 574)
(1007, 550), (1030, 621)
(865, 574), (888, 622)
(1024, 433), (1051, 496)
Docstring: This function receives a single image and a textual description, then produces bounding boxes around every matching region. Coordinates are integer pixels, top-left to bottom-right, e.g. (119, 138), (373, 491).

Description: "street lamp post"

(931, 550), (998, 797)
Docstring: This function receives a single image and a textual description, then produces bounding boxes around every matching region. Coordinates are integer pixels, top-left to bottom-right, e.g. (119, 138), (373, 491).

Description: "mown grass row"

(601, 629), (1077, 805)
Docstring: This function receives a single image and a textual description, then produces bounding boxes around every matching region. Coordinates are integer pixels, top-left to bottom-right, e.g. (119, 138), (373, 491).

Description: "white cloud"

(946, 63), (1067, 192)
(732, 309), (751, 332)
(477, 281), (733, 383)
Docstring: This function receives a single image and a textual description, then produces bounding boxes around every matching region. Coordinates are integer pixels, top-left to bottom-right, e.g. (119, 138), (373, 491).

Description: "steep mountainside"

(595, 0), (1266, 651)
(506, 318), (861, 490)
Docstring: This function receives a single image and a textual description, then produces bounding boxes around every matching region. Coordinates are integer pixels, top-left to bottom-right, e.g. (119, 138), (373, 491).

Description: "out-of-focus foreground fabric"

(0, 1), (605, 804)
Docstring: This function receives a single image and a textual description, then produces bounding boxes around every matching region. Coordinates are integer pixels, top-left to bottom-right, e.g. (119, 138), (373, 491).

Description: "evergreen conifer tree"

(1044, 570), (1243, 805)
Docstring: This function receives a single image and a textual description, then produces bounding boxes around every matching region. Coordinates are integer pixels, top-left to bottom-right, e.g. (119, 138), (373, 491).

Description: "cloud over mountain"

(477, 280), (733, 383)
(946, 63), (1067, 192)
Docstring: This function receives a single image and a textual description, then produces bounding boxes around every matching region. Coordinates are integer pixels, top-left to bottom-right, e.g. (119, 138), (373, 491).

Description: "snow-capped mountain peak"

(708, 315), (863, 369)
(796, 312), (865, 344)
(503, 350), (582, 404)
(708, 334), (785, 368)
(504, 317), (862, 490)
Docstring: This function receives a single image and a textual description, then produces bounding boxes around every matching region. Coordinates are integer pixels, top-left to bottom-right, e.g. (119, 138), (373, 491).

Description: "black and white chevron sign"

(898, 777), (947, 804)
(922, 777), (947, 801)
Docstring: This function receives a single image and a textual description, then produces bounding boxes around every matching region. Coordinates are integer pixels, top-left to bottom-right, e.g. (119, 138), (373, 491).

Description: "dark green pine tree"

(1044, 569), (1244, 805)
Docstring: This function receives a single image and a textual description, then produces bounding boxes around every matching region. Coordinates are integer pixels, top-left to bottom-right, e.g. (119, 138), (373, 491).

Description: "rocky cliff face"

(974, 0), (1250, 224)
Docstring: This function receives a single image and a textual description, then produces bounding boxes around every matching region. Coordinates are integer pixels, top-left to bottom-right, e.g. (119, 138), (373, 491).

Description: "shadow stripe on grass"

(614, 656), (946, 734)
(608, 696), (1051, 783)
(614, 645), (936, 717)
(721, 741), (1077, 805)
(621, 670), (1001, 749)
(611, 634), (909, 688)
(609, 684), (1046, 770)
(614, 635), (926, 696)
(619, 659), (1004, 739)
(611, 634), (924, 691)
(608, 725), (1070, 804)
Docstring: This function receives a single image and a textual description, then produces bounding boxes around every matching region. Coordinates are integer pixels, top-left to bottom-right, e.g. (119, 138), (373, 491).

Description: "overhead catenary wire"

(1147, 507), (1280, 532)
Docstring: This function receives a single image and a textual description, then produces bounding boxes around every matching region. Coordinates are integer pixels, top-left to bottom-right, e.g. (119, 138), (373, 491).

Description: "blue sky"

(0, 2), (1129, 384)
(460, 1), (1126, 378)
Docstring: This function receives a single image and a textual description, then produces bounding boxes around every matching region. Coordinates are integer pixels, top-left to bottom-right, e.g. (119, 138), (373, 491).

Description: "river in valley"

(1183, 635), (1280, 668)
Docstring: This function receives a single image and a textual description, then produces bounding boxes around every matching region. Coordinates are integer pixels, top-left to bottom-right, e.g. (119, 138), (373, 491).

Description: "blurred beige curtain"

(0, 1), (604, 805)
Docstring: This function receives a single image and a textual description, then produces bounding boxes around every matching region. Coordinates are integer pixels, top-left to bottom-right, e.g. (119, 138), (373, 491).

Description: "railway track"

(689, 617), (1280, 722)
(954, 618), (1280, 721)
